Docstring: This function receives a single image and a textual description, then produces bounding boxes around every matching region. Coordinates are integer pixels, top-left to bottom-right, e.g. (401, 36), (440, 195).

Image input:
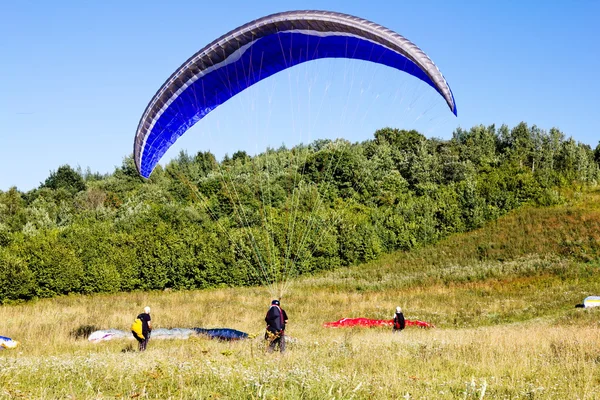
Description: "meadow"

(1, 190), (600, 399)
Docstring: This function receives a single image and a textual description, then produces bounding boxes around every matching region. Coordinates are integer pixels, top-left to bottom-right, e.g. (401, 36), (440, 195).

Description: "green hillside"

(0, 188), (599, 399)
(304, 187), (600, 328)
(1, 122), (599, 303)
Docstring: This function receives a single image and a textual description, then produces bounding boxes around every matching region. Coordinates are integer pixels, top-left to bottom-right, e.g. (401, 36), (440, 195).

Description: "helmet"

(396, 306), (402, 313)
(271, 299), (280, 306)
(144, 306), (151, 314)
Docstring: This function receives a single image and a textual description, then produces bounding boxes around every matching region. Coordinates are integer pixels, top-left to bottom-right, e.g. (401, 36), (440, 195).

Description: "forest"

(0, 122), (598, 302)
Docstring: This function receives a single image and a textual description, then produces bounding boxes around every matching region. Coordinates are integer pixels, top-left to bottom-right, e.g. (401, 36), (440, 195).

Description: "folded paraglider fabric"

(323, 318), (434, 328)
(88, 328), (248, 342)
(0, 336), (19, 349)
(193, 328), (248, 341)
(88, 329), (131, 342)
(583, 296), (600, 308)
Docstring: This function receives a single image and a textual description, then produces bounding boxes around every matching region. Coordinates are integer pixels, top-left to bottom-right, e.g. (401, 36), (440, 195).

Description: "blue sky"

(1, 0), (599, 191)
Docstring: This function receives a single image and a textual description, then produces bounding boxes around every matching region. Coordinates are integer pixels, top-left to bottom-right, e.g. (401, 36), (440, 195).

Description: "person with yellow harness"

(131, 306), (152, 351)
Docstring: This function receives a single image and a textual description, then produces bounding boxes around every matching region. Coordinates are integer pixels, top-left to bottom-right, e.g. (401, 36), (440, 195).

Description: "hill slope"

(302, 187), (600, 327)
(0, 189), (599, 399)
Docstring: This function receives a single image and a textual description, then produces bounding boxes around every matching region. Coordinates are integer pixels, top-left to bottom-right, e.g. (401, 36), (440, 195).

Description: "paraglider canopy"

(0, 336), (19, 349)
(583, 296), (600, 308)
(133, 10), (457, 178)
(323, 317), (434, 328)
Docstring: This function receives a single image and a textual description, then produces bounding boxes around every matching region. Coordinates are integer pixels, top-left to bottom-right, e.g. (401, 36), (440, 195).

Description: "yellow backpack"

(131, 318), (145, 340)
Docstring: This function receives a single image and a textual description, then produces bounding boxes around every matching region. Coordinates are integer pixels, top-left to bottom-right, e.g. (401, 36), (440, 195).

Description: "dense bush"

(0, 123), (598, 302)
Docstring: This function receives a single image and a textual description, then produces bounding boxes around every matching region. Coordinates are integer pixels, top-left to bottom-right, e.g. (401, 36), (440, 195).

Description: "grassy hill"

(0, 189), (599, 399)
(304, 188), (600, 328)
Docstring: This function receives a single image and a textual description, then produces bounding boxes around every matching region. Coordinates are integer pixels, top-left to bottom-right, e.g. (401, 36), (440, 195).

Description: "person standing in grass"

(393, 306), (405, 333)
(132, 306), (152, 351)
(265, 299), (288, 353)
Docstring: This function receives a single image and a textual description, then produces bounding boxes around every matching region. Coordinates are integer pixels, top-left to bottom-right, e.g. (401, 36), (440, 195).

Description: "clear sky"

(1, 0), (599, 191)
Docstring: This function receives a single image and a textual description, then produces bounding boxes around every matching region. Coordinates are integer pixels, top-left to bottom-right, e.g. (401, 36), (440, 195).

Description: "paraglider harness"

(131, 314), (151, 341)
(131, 317), (145, 341)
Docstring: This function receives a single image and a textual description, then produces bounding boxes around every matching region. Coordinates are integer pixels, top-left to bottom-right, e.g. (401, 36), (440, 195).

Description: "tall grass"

(1, 300), (599, 399)
(1, 190), (600, 398)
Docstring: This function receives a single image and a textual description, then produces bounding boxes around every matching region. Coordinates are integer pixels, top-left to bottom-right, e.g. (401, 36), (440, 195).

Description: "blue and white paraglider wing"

(0, 335), (19, 349)
(134, 10), (457, 178)
(87, 328), (249, 341)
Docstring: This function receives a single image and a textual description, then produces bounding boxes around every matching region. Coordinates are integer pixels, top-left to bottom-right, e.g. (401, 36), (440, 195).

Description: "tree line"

(0, 122), (598, 302)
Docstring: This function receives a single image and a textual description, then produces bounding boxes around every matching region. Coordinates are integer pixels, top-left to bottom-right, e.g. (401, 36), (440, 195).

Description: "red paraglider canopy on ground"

(323, 318), (434, 328)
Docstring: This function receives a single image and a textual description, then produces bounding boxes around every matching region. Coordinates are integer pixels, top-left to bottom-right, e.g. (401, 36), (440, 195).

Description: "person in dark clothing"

(265, 299), (288, 353)
(134, 306), (152, 351)
(393, 306), (405, 333)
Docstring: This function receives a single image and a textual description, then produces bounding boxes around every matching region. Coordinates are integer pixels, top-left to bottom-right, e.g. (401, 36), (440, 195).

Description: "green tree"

(41, 165), (86, 194)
